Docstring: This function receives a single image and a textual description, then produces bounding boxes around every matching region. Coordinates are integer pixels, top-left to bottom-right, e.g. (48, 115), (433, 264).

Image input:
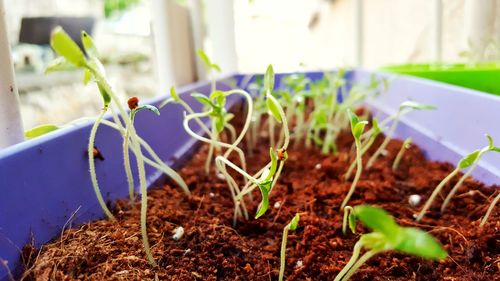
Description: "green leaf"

(264, 64), (275, 93)
(265, 148), (278, 181)
(458, 149), (481, 169)
(50, 26), (86, 66)
(215, 116), (225, 133)
(266, 94), (283, 123)
(97, 83), (111, 106)
(45, 57), (75, 74)
(197, 49), (211, 67)
(486, 134), (494, 149)
(81, 31), (99, 59)
(348, 211), (357, 234)
(395, 227), (447, 259)
(399, 101), (436, 111)
(371, 118), (381, 134)
(211, 63), (221, 72)
(134, 104), (160, 116)
(289, 213), (300, 231)
(347, 109), (367, 140)
(83, 69), (92, 85)
(170, 86), (180, 101)
(210, 90), (226, 107)
(255, 181), (271, 219)
(353, 205), (401, 244)
(25, 124), (60, 139)
(191, 93), (215, 108)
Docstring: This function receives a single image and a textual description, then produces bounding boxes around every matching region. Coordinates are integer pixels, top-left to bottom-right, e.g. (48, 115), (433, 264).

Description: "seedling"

(279, 214), (300, 281)
(366, 101), (435, 169)
(47, 27), (188, 266)
(342, 206), (356, 235)
(335, 205), (447, 281)
(480, 192), (499, 227)
(440, 135), (500, 213)
(392, 137), (412, 171)
(340, 110), (368, 210)
(344, 118), (381, 180)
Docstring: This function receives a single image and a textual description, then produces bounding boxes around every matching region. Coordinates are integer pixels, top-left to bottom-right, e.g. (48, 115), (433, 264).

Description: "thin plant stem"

(392, 138), (411, 171)
(366, 112), (400, 169)
(279, 225), (291, 281)
(480, 192), (499, 227)
(123, 129), (135, 202)
(416, 168), (460, 222)
(88, 107), (115, 220)
(269, 116), (276, 148)
(440, 162), (478, 213)
(342, 206), (353, 235)
(345, 134), (377, 180)
(340, 250), (378, 281)
(333, 241), (363, 281)
(341, 138), (363, 209)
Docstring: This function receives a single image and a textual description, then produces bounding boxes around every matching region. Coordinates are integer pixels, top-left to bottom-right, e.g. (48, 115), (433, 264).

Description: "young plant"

(366, 101), (435, 169)
(279, 213), (300, 281)
(340, 110), (368, 210)
(392, 137), (412, 171)
(334, 205), (447, 281)
(344, 118), (381, 180)
(480, 192), (499, 227)
(439, 135), (500, 213)
(47, 27), (188, 265)
(417, 135), (500, 221)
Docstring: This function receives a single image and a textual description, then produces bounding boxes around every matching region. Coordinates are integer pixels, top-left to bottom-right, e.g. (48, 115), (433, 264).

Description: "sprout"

(340, 110), (368, 210)
(24, 124), (60, 139)
(480, 192), (499, 227)
(335, 205), (447, 281)
(417, 135), (500, 221)
(440, 135), (500, 213)
(392, 137), (412, 171)
(47, 27), (189, 266)
(366, 101), (435, 169)
(279, 214), (300, 281)
(342, 206), (356, 235)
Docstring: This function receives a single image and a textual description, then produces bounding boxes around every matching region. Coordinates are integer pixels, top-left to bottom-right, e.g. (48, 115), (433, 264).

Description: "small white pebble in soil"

(296, 260), (303, 268)
(315, 163), (322, 170)
(209, 192), (215, 198)
(408, 194), (422, 207)
(172, 226), (185, 241)
(184, 248), (191, 255)
(216, 172), (226, 180)
(274, 201), (281, 209)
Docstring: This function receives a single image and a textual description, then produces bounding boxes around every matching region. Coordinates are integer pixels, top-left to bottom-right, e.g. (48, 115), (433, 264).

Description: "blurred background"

(2, 0), (499, 130)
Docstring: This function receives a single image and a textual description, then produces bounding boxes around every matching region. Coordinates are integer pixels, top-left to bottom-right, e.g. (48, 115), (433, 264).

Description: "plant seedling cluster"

(28, 26), (496, 278)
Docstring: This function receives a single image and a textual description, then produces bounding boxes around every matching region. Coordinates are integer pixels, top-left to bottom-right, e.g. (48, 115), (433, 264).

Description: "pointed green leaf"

(458, 150), (481, 169)
(50, 26), (86, 66)
(25, 124), (60, 139)
(264, 64), (275, 93)
(255, 181), (270, 219)
(348, 211), (357, 234)
(134, 104), (160, 116)
(81, 31), (99, 59)
(289, 213), (300, 231)
(211, 63), (221, 72)
(169, 86), (180, 101)
(354, 205), (401, 244)
(265, 148), (278, 181)
(347, 109), (367, 140)
(395, 227), (447, 259)
(266, 94), (283, 123)
(191, 93), (215, 108)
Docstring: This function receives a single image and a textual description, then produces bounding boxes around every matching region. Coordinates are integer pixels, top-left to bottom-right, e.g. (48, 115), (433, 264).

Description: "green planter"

(381, 63), (500, 96)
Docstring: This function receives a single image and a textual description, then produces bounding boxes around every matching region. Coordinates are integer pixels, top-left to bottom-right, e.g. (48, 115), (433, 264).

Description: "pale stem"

(341, 138), (363, 210)
(416, 168), (460, 222)
(340, 250), (378, 281)
(88, 107), (115, 220)
(480, 192), (499, 227)
(342, 206), (353, 235)
(391, 138), (411, 171)
(279, 225), (291, 281)
(333, 241), (364, 281)
(366, 112), (401, 168)
(440, 162), (478, 213)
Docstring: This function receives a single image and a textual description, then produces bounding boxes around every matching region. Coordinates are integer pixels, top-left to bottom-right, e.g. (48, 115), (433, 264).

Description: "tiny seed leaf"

(264, 64), (275, 93)
(255, 182), (271, 219)
(191, 93), (215, 108)
(50, 26), (86, 66)
(25, 124), (60, 139)
(170, 86), (180, 101)
(289, 214), (300, 231)
(266, 94), (283, 123)
(458, 149), (481, 169)
(395, 227), (448, 260)
(83, 69), (92, 85)
(81, 31), (99, 59)
(354, 205), (401, 244)
(266, 148), (278, 181)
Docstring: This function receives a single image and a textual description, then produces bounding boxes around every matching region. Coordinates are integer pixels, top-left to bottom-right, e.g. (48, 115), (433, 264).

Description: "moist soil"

(22, 123), (499, 280)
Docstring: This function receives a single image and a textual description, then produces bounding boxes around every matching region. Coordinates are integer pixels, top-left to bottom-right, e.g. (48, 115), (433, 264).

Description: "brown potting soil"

(22, 126), (499, 280)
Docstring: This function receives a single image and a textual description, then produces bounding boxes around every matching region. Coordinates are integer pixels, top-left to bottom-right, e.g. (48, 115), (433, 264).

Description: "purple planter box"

(0, 70), (499, 280)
